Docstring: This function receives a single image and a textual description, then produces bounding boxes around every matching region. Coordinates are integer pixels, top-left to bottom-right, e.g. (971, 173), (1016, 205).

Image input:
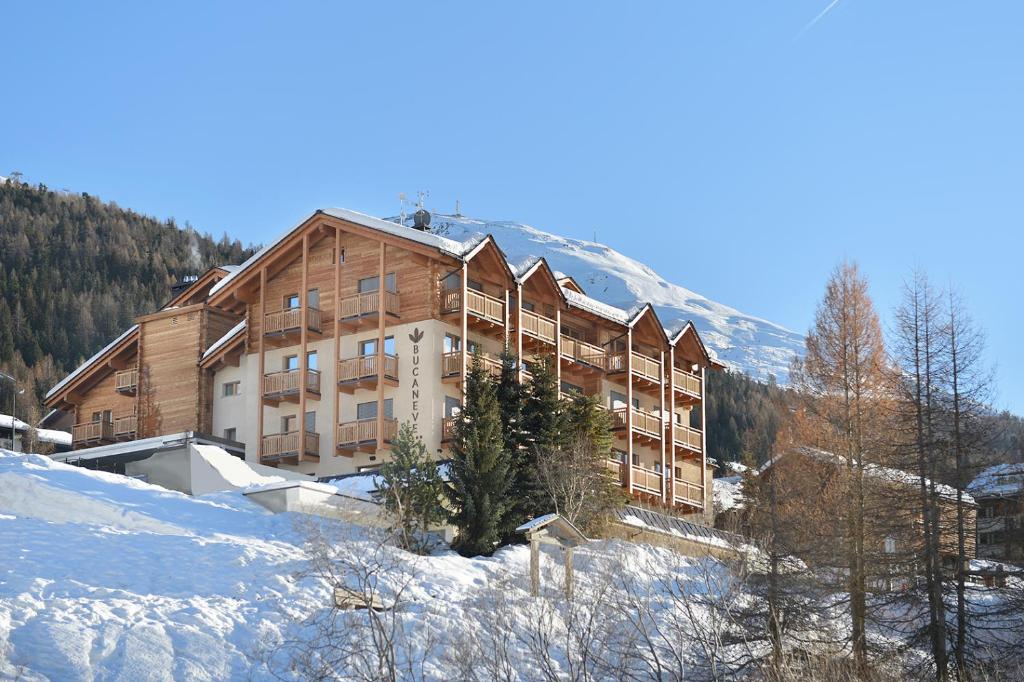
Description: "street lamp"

(0, 372), (24, 452)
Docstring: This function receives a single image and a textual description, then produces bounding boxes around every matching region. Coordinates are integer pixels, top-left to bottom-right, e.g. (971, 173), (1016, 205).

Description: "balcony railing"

(263, 368), (321, 397)
(631, 466), (663, 495)
(673, 479), (704, 506)
(115, 369), (138, 394)
(630, 352), (662, 383)
(671, 424), (703, 452)
(338, 354), (398, 383)
(441, 351), (502, 379)
(264, 306), (322, 335)
(340, 291), (399, 320)
(113, 414), (137, 439)
(441, 287), (505, 326)
(559, 337), (606, 370)
(673, 368), (702, 398)
(71, 420), (114, 445)
(441, 415), (458, 441)
(605, 458), (625, 483)
(612, 406), (663, 439)
(261, 430), (320, 460)
(337, 417), (397, 448)
(520, 310), (557, 345)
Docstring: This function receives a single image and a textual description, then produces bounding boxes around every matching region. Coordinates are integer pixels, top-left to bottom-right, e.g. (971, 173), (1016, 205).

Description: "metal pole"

(0, 372), (15, 451)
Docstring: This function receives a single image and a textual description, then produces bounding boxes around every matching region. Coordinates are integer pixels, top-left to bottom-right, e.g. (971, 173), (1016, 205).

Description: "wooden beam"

(659, 349), (666, 503)
(377, 241), (386, 453)
(669, 346), (676, 507)
(626, 328), (633, 495)
(554, 306), (561, 389)
(257, 267), (266, 462)
(299, 233), (309, 462)
(461, 263), (468, 397)
(516, 282), (524, 383)
(333, 226), (342, 457)
(700, 364), (708, 517)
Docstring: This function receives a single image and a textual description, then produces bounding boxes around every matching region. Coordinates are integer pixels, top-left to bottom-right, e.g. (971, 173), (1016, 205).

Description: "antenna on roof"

(398, 192), (408, 225)
(416, 190), (429, 210)
(455, 199), (462, 218)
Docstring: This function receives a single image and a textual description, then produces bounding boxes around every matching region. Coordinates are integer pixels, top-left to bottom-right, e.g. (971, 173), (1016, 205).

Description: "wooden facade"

(46, 208), (724, 514)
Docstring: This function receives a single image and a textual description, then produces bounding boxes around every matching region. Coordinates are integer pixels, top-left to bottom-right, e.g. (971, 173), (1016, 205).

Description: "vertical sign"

(408, 327), (424, 434)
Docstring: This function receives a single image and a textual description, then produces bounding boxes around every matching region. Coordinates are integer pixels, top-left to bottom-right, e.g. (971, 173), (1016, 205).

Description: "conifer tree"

(375, 422), (445, 554)
(495, 344), (526, 459)
(519, 355), (563, 517)
(447, 353), (514, 557)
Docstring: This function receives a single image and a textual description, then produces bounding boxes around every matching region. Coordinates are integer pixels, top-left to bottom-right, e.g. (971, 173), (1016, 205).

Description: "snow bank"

(190, 444), (310, 492)
(0, 413), (71, 446)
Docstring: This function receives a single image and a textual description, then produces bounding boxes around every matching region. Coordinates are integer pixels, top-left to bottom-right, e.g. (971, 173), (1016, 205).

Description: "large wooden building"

(45, 208), (724, 515)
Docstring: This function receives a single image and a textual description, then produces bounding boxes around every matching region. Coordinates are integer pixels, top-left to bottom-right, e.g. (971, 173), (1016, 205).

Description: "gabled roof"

(669, 321), (724, 368)
(513, 256), (566, 303)
(557, 276), (586, 295)
(162, 266), (234, 310)
(44, 325), (139, 404)
(626, 303), (670, 345)
(462, 235), (515, 283)
(200, 320), (247, 368)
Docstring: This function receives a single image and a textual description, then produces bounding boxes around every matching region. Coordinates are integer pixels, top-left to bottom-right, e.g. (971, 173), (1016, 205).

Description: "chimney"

(171, 274), (199, 297)
(411, 209), (431, 232)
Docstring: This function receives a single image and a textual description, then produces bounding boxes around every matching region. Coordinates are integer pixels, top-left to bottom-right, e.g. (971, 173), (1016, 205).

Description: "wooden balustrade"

(673, 367), (702, 398)
(441, 287), (506, 326)
(630, 351), (661, 383)
(520, 309), (556, 344)
(71, 420), (113, 444)
(606, 352), (627, 373)
(673, 479), (704, 505)
(605, 458), (625, 482)
(441, 415), (458, 441)
(631, 466), (664, 495)
(113, 414), (137, 438)
(336, 417), (397, 447)
(672, 424), (703, 452)
(441, 351), (501, 379)
(611, 406), (664, 439)
(115, 369), (138, 394)
(559, 337), (607, 369)
(261, 430), (320, 460)
(338, 354), (398, 383)
(263, 369), (321, 396)
(264, 306), (322, 335)
(339, 291), (399, 319)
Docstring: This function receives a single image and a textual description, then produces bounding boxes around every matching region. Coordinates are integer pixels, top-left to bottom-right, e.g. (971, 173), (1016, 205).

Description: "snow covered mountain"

(422, 214), (803, 381)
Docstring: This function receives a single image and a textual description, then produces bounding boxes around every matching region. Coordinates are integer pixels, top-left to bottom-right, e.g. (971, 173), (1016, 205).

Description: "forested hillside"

(0, 178), (255, 420)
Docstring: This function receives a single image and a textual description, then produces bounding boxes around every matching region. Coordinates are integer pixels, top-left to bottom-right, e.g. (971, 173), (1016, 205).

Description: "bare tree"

(536, 434), (622, 534)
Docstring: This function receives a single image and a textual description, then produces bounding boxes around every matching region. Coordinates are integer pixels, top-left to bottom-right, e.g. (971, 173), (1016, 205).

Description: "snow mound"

(190, 444), (309, 490)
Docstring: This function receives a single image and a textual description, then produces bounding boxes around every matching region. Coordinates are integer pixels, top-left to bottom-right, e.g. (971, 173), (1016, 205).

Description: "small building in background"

(968, 462), (1024, 564)
(0, 413), (71, 454)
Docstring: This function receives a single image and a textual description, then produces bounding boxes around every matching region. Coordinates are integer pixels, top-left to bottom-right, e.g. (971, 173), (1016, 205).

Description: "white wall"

(212, 356), (248, 445)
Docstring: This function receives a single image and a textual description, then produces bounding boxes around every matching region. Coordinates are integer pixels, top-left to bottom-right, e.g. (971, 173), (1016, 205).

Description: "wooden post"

(668, 346), (676, 507)
(530, 534), (540, 597)
(503, 289), (510, 347)
(460, 263), (468, 396)
(332, 226), (342, 455)
(516, 282), (524, 383)
(626, 328), (633, 494)
(299, 233), (309, 461)
(554, 306), (561, 389)
(257, 268), (266, 461)
(659, 349), (666, 503)
(377, 242), (386, 450)
(700, 364), (708, 517)
(564, 547), (574, 600)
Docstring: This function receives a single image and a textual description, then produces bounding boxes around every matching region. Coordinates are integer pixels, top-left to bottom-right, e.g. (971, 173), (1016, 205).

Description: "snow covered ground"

(426, 215), (804, 382)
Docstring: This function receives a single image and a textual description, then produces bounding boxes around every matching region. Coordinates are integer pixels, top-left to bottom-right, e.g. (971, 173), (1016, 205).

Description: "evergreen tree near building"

(518, 355), (564, 518)
(495, 344), (530, 535)
(447, 352), (515, 557)
(374, 422), (446, 554)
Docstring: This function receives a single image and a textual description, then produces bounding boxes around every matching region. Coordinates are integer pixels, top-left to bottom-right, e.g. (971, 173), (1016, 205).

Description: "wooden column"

(659, 349), (666, 503)
(376, 242), (386, 451)
(700, 364), (708, 517)
(332, 226), (342, 455)
(503, 289), (510, 346)
(554, 307), (562, 389)
(668, 346), (677, 507)
(625, 329), (633, 494)
(516, 282), (524, 383)
(529, 535), (540, 597)
(257, 268), (266, 461)
(460, 263), (469, 396)
(298, 233), (309, 461)
(564, 547), (575, 600)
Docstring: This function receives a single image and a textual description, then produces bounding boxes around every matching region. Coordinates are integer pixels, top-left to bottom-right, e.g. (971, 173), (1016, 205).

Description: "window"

(358, 273), (397, 294)
(612, 449), (627, 464)
(224, 427), (237, 441)
(445, 396), (462, 418)
(467, 339), (481, 354)
(284, 294), (300, 310)
(281, 415), (296, 433)
(884, 536), (897, 555)
(307, 288), (320, 309)
(674, 466), (682, 479)
(222, 381), (240, 397)
(522, 300), (536, 312)
(631, 453), (640, 466)
(284, 355), (299, 371)
(304, 411), (316, 433)
(360, 337), (395, 357)
(357, 400), (394, 421)
(306, 351), (318, 371)
(444, 334), (462, 353)
(338, 248), (345, 263)
(611, 391), (638, 410)
(654, 462), (662, 474)
(444, 272), (460, 290)
(467, 279), (483, 293)
(560, 381), (583, 396)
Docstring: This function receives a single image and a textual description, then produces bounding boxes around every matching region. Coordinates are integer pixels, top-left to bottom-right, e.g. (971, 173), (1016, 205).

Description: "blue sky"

(2, 2), (1022, 412)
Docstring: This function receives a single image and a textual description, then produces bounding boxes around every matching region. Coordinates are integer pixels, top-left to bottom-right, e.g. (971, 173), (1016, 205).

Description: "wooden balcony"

(631, 466), (664, 496)
(608, 351), (663, 395)
(441, 351), (502, 383)
(559, 337), (606, 373)
(339, 291), (400, 329)
(261, 430), (320, 462)
(71, 420), (114, 446)
(611, 406), (664, 444)
(336, 417), (397, 454)
(605, 458), (625, 485)
(114, 369), (138, 395)
(442, 287), (505, 335)
(671, 424), (703, 455)
(672, 479), (704, 508)
(113, 414), (137, 440)
(264, 306), (322, 343)
(262, 369), (321, 405)
(337, 354), (398, 393)
(441, 415), (458, 442)
(673, 367), (702, 402)
(519, 309), (556, 347)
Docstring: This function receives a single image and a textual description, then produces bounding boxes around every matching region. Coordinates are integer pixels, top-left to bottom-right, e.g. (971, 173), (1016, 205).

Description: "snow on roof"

(714, 476), (744, 513)
(0, 414), (71, 446)
(561, 287), (630, 325)
(44, 324), (139, 401)
(515, 513), (560, 532)
(968, 462), (1024, 498)
(209, 208), (474, 298)
(202, 320), (246, 361)
(615, 506), (739, 551)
